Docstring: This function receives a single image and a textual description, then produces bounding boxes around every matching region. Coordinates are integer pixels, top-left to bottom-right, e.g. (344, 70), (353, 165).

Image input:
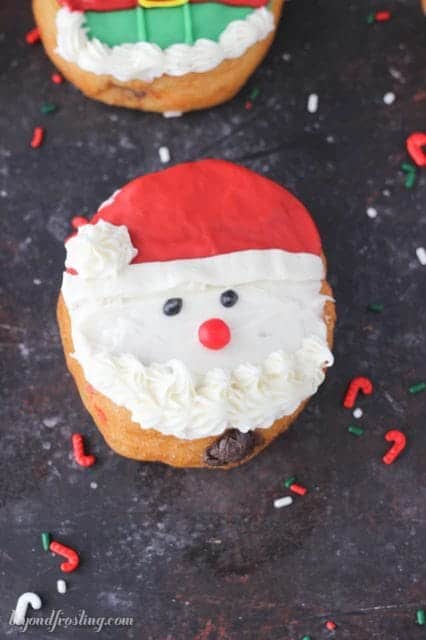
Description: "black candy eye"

(220, 289), (238, 308)
(163, 298), (183, 316)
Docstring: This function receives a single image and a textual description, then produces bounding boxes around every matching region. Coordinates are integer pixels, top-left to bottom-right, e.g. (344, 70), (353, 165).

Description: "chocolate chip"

(203, 429), (257, 467)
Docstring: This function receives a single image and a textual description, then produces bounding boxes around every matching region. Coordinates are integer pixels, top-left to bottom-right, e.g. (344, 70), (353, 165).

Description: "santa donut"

(33, 0), (284, 112)
(58, 160), (335, 468)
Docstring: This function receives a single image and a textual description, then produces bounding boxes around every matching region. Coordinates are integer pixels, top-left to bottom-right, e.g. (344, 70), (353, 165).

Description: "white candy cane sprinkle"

(383, 92), (395, 105)
(158, 146), (171, 164)
(13, 592), (42, 625)
(307, 93), (319, 113)
(274, 496), (293, 509)
(57, 580), (67, 594)
(353, 407), (363, 419)
(416, 247), (426, 266)
(366, 207), (378, 219)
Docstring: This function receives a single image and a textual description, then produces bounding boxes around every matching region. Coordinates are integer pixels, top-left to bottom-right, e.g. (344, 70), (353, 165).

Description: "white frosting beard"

(62, 222), (333, 440)
(55, 7), (275, 82)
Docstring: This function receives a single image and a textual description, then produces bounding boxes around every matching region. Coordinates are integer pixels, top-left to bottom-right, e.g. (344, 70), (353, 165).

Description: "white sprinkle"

(158, 146), (170, 164)
(13, 592), (42, 625)
(382, 189), (391, 197)
(307, 93), (319, 114)
(366, 207), (378, 219)
(0, 189), (7, 197)
(18, 343), (30, 358)
(163, 111), (182, 118)
(57, 580), (67, 594)
(389, 67), (402, 81)
(43, 416), (59, 428)
(353, 407), (363, 419)
(90, 481), (98, 490)
(416, 247), (426, 266)
(274, 496), (293, 509)
(33, 278), (41, 285)
(383, 91), (395, 105)
(42, 441), (51, 450)
(282, 52), (291, 62)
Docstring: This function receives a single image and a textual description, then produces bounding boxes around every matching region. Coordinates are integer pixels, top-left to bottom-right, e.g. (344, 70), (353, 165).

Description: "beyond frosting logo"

(9, 608), (134, 633)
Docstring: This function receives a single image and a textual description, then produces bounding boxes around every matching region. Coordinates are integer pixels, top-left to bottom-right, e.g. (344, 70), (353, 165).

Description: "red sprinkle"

(72, 433), (96, 468)
(382, 429), (406, 465)
(375, 10), (391, 21)
(51, 72), (64, 84)
(49, 541), (80, 573)
(25, 27), (41, 45)
(406, 132), (426, 168)
(245, 100), (253, 110)
(30, 126), (45, 149)
(326, 620), (337, 631)
(71, 216), (89, 229)
(290, 483), (307, 496)
(343, 376), (373, 409)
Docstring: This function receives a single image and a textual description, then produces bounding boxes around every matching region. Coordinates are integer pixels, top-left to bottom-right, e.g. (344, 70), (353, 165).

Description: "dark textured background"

(0, 1), (425, 638)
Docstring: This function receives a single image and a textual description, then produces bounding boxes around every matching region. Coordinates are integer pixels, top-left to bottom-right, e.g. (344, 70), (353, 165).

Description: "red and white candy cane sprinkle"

(406, 132), (426, 168)
(30, 126), (44, 149)
(72, 433), (96, 467)
(49, 541), (80, 573)
(343, 376), (373, 409)
(382, 430), (406, 465)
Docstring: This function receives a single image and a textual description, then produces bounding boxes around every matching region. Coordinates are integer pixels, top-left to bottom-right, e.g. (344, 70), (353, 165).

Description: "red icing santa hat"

(65, 160), (324, 295)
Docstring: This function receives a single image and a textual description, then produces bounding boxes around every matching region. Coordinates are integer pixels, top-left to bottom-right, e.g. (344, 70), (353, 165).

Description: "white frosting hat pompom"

(65, 220), (138, 279)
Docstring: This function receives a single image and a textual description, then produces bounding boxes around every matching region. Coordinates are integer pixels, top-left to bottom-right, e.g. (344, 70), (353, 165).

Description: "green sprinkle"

(41, 532), (51, 551)
(409, 382), (426, 395)
(301, 636), (312, 640)
(348, 425), (364, 436)
(367, 303), (383, 313)
(366, 13), (375, 23)
(249, 87), (260, 101)
(416, 609), (425, 625)
(405, 172), (416, 189)
(401, 162), (416, 174)
(40, 102), (57, 114)
(284, 475), (297, 488)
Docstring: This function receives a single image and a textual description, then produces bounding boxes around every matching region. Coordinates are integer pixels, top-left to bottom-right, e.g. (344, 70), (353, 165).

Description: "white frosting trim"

(55, 6), (275, 82)
(64, 249), (325, 302)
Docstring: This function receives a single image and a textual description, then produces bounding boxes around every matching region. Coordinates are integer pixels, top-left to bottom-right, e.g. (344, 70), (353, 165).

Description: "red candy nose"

(198, 318), (231, 350)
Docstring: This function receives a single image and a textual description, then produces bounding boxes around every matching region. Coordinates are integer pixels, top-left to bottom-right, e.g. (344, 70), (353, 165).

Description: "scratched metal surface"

(0, 1), (425, 638)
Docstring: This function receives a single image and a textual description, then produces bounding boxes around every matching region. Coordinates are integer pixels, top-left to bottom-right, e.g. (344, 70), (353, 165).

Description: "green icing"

(84, 4), (253, 49)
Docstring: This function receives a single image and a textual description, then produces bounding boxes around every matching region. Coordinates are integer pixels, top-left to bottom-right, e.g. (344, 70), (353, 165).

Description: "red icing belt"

(59, 0), (269, 9)
(89, 160), (322, 264)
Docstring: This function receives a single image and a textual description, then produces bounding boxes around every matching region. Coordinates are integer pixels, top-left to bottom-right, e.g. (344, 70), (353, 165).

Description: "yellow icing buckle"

(138, 0), (189, 7)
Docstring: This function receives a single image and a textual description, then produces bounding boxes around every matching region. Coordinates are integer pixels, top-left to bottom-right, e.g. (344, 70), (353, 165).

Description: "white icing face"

(62, 221), (334, 440)
(75, 280), (328, 375)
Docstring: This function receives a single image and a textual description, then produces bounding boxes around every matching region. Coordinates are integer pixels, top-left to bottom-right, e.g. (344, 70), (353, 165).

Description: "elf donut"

(33, 0), (284, 113)
(57, 160), (335, 468)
